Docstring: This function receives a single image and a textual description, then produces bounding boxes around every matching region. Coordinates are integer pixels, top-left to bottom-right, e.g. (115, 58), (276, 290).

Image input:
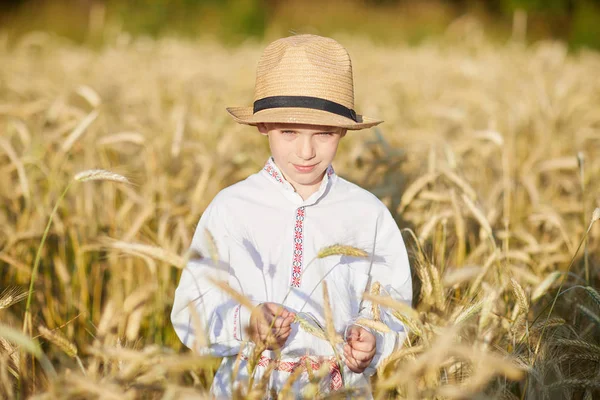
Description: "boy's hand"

(249, 302), (295, 349)
(343, 325), (376, 373)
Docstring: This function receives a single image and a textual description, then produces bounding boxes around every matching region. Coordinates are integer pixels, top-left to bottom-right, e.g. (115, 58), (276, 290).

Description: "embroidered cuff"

(233, 302), (261, 342)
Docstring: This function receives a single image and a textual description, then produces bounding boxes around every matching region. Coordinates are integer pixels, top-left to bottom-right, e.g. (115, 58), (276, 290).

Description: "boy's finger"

(264, 303), (288, 317)
(342, 349), (355, 363)
(350, 350), (373, 363)
(346, 331), (359, 343)
(348, 344), (375, 361)
(273, 326), (291, 338)
(348, 339), (375, 352)
(283, 313), (295, 325)
(278, 308), (292, 319)
(344, 344), (357, 361)
(258, 323), (276, 337)
(344, 355), (361, 373)
(272, 315), (295, 328)
(258, 310), (274, 326)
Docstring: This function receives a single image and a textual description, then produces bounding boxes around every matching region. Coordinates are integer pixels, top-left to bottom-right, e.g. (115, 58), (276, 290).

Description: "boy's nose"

(297, 136), (316, 160)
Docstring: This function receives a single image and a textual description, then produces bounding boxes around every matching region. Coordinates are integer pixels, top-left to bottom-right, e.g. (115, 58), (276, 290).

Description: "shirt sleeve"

(170, 197), (253, 357)
(347, 205), (413, 376)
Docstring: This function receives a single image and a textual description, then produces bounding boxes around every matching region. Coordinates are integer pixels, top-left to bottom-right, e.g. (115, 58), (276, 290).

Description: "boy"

(171, 34), (412, 398)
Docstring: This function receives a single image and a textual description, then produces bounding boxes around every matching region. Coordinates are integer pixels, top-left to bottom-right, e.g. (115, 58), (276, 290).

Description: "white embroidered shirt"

(171, 157), (412, 396)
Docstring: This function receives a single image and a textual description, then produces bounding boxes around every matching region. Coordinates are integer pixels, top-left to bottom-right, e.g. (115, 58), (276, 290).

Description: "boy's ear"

(340, 129), (347, 138)
(257, 123), (269, 135)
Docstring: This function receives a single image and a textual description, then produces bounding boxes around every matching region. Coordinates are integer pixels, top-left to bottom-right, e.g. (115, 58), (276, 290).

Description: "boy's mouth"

(292, 163), (317, 173)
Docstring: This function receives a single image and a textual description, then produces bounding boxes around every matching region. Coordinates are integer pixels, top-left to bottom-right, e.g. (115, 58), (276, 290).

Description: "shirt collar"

(261, 157), (336, 206)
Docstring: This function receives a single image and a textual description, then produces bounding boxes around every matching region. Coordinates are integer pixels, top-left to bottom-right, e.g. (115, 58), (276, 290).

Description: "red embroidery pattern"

(241, 354), (343, 391)
(326, 165), (334, 178)
(264, 160), (284, 184)
(233, 304), (241, 340)
(262, 159), (334, 288)
(291, 206), (305, 287)
(264, 159), (335, 184)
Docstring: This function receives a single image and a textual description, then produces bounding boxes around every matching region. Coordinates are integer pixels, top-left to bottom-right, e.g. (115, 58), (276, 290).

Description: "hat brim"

(226, 107), (382, 130)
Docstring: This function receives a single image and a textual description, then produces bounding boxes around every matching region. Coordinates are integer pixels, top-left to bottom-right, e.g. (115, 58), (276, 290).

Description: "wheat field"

(1, 25), (600, 399)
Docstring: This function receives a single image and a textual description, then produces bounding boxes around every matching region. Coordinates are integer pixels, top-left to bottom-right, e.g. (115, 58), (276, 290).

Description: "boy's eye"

(318, 132), (335, 137)
(281, 130), (296, 135)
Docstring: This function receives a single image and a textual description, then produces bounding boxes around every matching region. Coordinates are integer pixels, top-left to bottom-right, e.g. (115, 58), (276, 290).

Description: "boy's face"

(258, 123), (346, 192)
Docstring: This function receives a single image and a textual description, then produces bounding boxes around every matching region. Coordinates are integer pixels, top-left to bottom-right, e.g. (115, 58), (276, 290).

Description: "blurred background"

(1, 0), (600, 49)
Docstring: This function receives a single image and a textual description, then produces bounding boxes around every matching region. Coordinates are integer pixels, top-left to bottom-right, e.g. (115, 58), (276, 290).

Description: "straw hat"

(226, 34), (382, 130)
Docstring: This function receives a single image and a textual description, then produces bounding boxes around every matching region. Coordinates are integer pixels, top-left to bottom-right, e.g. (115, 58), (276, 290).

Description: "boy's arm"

(171, 199), (253, 356)
(348, 205), (413, 376)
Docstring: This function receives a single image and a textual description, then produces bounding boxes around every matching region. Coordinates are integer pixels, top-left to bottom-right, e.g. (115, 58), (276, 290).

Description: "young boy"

(171, 34), (412, 398)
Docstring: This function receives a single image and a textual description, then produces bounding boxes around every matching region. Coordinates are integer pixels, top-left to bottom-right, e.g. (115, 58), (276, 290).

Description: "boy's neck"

(295, 179), (324, 200)
(281, 170), (326, 201)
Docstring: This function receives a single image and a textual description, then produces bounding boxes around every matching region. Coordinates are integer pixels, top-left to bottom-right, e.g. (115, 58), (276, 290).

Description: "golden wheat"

(38, 326), (77, 358)
(1, 28), (599, 400)
(316, 245), (369, 259)
(0, 287), (27, 310)
(73, 169), (130, 184)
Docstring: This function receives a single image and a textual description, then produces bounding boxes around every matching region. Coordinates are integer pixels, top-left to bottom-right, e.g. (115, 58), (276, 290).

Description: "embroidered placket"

(233, 304), (241, 340)
(291, 206), (305, 287)
(262, 159), (336, 288)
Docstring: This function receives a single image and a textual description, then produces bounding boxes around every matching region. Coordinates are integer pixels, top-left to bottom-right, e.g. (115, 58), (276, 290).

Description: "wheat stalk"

(204, 228), (219, 263)
(22, 167), (131, 334)
(74, 169), (130, 184)
(583, 286), (600, 307)
(511, 278), (529, 313)
(355, 317), (391, 333)
(293, 315), (328, 341)
(547, 379), (600, 390)
(0, 337), (19, 368)
(555, 338), (600, 354)
(0, 324), (56, 378)
(453, 301), (484, 325)
(208, 278), (254, 311)
(0, 286), (27, 310)
(38, 326), (77, 358)
(279, 365), (304, 399)
(364, 293), (424, 339)
(102, 240), (185, 267)
(398, 172), (439, 212)
(321, 281), (345, 389)
(61, 110), (99, 153)
(316, 244), (369, 259)
(592, 207), (600, 222)
(364, 293), (419, 320)
(442, 168), (477, 200)
(322, 282), (336, 343)
(578, 304), (600, 325)
(371, 281), (382, 321)
(0, 137), (30, 203)
(97, 131), (145, 146)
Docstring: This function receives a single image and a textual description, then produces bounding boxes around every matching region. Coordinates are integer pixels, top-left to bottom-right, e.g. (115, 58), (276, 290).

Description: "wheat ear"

(355, 317), (391, 333)
(0, 287), (27, 310)
(371, 281), (382, 322)
(38, 326), (77, 358)
(74, 169), (130, 184)
(317, 245), (369, 259)
(293, 315), (327, 341)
